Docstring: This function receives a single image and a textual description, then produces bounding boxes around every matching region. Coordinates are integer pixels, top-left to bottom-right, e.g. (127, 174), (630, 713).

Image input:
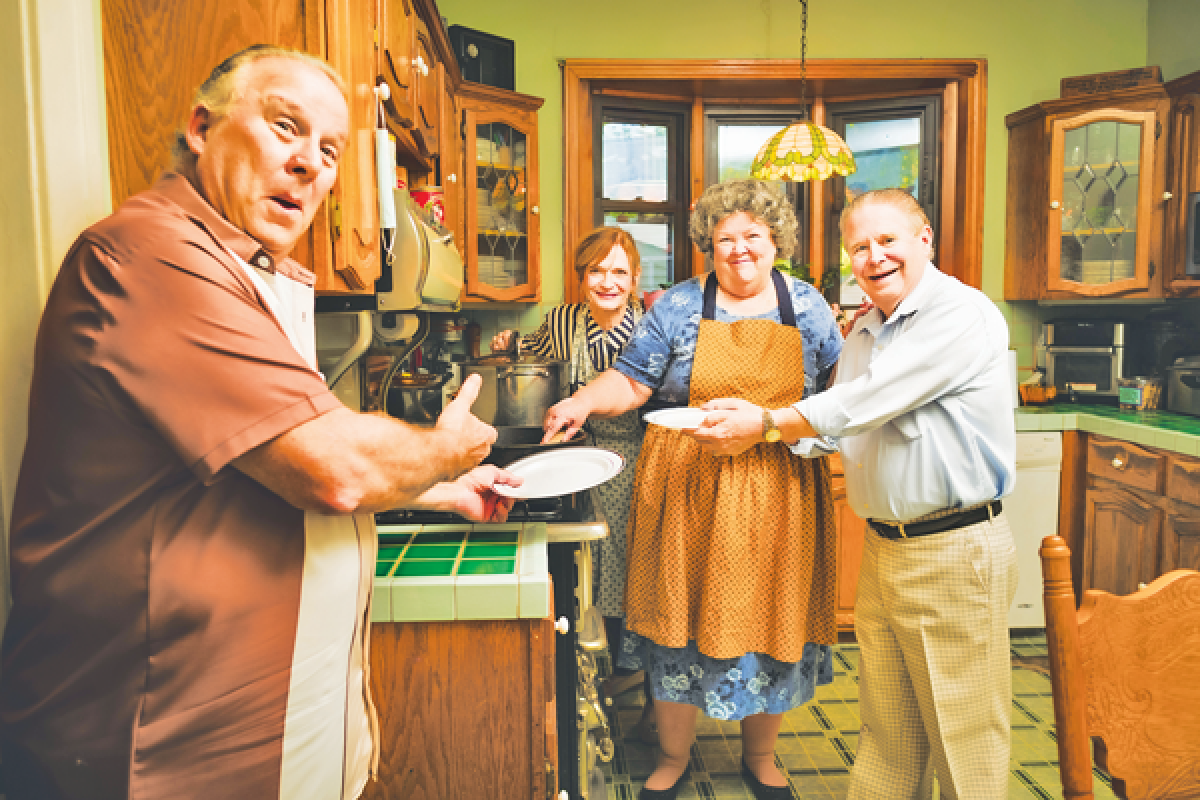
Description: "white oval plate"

(492, 447), (626, 499)
(643, 407), (711, 430)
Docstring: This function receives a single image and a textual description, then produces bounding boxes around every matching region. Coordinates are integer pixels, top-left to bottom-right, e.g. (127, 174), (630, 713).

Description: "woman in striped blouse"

(491, 226), (656, 740)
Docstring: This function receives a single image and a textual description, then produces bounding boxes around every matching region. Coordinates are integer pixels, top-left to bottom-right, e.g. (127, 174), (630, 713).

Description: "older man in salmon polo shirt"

(0, 45), (515, 800)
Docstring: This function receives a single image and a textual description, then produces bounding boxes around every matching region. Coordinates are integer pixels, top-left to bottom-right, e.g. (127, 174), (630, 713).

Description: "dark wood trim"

(457, 79), (544, 112)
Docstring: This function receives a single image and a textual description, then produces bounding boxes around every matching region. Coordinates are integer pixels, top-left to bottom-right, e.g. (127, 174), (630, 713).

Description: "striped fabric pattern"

(521, 303), (635, 371)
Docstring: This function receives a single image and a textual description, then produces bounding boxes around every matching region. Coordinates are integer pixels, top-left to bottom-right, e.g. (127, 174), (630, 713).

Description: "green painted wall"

(439, 0), (1148, 340)
(1149, 0), (1200, 80)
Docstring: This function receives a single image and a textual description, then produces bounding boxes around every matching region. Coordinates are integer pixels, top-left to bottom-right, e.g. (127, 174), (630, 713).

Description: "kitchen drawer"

(1087, 435), (1166, 495)
(1166, 453), (1200, 507)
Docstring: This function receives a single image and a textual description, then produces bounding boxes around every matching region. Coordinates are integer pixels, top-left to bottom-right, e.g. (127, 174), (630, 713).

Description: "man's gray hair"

(170, 45), (346, 171)
(689, 179), (798, 259)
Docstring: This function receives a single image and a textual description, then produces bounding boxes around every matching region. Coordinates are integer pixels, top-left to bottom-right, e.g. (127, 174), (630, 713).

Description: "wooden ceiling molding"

(562, 58), (988, 294)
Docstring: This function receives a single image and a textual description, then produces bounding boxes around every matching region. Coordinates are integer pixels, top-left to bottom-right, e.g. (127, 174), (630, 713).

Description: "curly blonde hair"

(689, 179), (798, 259)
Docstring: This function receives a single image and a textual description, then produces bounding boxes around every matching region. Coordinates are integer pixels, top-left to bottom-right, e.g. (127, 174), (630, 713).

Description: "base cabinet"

(363, 617), (557, 800)
(830, 454), (866, 636)
(1079, 434), (1200, 597)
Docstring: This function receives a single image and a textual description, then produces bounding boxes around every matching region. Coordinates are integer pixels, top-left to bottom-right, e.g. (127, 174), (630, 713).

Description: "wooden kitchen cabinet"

(459, 81), (544, 303)
(830, 454), (866, 637)
(1162, 70), (1200, 298)
(363, 615), (557, 800)
(1080, 434), (1200, 596)
(1005, 85), (1171, 300)
(101, 0), (381, 294)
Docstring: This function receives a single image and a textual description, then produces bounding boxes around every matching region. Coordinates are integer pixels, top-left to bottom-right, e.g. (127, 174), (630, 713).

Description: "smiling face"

(712, 211), (777, 299)
(583, 243), (637, 315)
(186, 57), (349, 259)
(843, 201), (933, 318)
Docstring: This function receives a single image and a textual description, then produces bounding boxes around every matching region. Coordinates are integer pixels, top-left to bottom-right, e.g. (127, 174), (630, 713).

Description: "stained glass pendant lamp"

(750, 0), (856, 183)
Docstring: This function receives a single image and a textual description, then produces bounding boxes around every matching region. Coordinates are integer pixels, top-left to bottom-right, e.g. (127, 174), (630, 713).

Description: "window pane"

(602, 122), (668, 201)
(717, 125), (787, 184)
(603, 212), (673, 291)
(839, 116), (922, 305)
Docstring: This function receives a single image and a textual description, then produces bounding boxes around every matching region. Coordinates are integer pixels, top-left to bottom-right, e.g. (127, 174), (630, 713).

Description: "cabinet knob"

(1138, 582), (1148, 590)
(531, 205), (540, 215)
(414, 55), (430, 77)
(554, 616), (569, 634)
(373, 82), (391, 102)
(1050, 201), (1061, 210)
(1163, 191), (1174, 201)
(446, 173), (457, 183)
(559, 792), (569, 800)
(1112, 457), (1124, 469)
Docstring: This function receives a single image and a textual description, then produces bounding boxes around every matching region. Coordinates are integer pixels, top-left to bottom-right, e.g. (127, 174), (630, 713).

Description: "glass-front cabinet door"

(461, 84), (542, 303)
(1048, 108), (1157, 296)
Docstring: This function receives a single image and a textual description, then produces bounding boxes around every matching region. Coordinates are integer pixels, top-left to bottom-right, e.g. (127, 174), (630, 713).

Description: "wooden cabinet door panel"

(412, 16), (440, 158)
(379, 0), (417, 131)
(1087, 436), (1165, 494)
(1163, 511), (1200, 572)
(1166, 454), (1200, 507)
(1084, 487), (1163, 595)
(831, 463), (865, 636)
(322, 0), (380, 292)
(102, 0), (311, 206)
(365, 619), (541, 799)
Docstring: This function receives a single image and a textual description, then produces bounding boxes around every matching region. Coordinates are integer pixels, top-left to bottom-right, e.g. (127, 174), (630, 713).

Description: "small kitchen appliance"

(1167, 355), (1200, 416)
(1040, 320), (1128, 400)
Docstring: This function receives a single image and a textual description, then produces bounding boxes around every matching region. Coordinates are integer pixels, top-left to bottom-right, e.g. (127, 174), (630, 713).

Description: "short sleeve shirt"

(614, 273), (843, 410)
(0, 174), (372, 799)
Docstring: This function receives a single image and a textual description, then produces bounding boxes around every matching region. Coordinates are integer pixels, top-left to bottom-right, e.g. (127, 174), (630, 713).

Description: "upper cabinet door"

(412, 16), (441, 159)
(1048, 108), (1157, 296)
(462, 94), (542, 303)
(322, 0), (381, 292)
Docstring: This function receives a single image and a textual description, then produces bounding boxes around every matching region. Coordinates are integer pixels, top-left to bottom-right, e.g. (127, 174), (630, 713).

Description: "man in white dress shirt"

(694, 188), (1017, 799)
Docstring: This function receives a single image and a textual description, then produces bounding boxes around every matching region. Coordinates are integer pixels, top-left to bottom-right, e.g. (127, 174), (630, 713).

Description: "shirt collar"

(856, 261), (940, 338)
(150, 172), (316, 286)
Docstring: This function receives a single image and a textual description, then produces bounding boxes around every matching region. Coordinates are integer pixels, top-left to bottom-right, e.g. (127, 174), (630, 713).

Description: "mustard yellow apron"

(623, 269), (837, 662)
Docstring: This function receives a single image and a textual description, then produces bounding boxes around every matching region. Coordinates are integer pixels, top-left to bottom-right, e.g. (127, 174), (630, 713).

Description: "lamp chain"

(799, 0), (808, 120)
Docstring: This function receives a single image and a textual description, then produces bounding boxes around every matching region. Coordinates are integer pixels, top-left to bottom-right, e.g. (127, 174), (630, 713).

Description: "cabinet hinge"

(330, 196), (343, 240)
(1156, 120), (1162, 139)
(1149, 260), (1156, 279)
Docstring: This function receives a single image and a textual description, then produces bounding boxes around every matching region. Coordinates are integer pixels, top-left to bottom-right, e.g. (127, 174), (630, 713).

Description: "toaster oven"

(1041, 321), (1126, 398)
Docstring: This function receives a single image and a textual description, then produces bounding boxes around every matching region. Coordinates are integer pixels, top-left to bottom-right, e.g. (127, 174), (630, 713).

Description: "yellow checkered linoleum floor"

(601, 633), (1119, 800)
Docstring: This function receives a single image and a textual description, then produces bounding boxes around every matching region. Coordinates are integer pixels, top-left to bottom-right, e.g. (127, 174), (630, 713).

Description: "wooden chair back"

(1040, 535), (1200, 799)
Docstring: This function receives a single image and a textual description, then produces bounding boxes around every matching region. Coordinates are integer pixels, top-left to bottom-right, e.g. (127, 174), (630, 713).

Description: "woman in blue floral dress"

(543, 180), (843, 800)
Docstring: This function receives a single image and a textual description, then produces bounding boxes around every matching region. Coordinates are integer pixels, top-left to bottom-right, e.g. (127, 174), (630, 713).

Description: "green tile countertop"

(370, 522), (549, 623)
(1016, 404), (1200, 457)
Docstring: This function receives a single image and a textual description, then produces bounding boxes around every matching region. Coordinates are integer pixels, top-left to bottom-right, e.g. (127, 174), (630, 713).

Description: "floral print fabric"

(619, 631), (833, 720)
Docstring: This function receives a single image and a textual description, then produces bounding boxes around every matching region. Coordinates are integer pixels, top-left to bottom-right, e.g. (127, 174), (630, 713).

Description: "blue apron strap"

(703, 268), (796, 326)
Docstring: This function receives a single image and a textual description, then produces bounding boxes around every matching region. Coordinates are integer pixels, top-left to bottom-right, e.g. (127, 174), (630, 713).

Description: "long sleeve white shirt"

(793, 264), (1015, 523)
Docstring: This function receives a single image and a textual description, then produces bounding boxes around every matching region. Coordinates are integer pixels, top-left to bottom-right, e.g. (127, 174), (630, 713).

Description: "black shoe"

(637, 765), (691, 800)
(740, 759), (792, 800)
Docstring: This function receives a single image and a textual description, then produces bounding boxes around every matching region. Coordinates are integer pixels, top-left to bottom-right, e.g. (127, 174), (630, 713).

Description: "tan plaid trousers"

(848, 511), (1018, 800)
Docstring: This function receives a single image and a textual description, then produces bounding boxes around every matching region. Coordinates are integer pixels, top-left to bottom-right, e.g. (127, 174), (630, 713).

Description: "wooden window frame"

(562, 59), (987, 304)
(593, 97), (692, 290)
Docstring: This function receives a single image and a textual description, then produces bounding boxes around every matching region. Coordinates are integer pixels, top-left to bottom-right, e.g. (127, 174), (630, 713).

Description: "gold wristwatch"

(762, 409), (782, 443)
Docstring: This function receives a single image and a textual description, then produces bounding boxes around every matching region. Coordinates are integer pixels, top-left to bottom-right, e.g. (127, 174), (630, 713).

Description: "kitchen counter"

(1016, 404), (1200, 456)
(371, 522), (551, 623)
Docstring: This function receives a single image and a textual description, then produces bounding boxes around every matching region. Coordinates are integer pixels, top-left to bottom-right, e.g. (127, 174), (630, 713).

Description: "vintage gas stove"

(375, 487), (614, 799)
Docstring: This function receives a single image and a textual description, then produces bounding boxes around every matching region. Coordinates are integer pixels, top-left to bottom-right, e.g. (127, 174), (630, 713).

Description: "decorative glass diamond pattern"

(475, 123), (528, 290)
(1059, 120), (1140, 285)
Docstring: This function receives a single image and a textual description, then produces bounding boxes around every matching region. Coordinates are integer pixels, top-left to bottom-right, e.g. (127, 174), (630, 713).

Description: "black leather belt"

(868, 501), (1002, 540)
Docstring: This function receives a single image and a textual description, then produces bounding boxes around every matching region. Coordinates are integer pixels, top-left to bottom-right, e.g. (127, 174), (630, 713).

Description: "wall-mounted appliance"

(376, 190), (463, 312)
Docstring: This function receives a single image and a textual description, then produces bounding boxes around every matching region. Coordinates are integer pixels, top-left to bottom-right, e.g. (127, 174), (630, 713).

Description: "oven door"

(1045, 347), (1122, 396)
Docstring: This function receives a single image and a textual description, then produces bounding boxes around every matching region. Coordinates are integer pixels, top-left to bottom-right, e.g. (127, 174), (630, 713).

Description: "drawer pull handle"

(1112, 457), (1124, 469)
(1138, 582), (1148, 590)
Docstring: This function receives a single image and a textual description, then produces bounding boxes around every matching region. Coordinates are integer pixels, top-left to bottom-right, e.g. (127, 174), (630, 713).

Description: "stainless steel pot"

(466, 354), (570, 427)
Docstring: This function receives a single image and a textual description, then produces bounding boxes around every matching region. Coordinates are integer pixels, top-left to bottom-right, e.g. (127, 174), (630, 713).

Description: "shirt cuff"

(787, 435), (839, 458)
(793, 391), (852, 439)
